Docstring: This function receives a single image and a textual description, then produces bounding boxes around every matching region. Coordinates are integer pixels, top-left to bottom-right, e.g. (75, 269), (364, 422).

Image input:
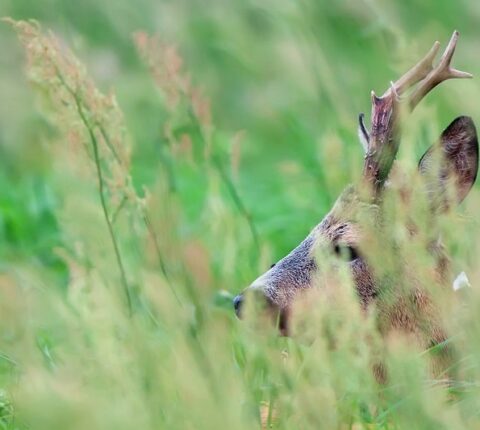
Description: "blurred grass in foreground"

(0, 1), (480, 429)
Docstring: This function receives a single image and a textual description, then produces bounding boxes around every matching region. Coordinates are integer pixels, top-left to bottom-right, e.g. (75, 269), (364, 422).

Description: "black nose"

(233, 294), (244, 318)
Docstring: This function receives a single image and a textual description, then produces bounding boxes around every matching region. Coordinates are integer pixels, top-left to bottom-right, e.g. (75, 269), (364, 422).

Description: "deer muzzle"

(233, 233), (317, 334)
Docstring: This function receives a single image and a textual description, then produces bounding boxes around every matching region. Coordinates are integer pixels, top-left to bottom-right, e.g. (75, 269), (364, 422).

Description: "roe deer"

(234, 31), (478, 369)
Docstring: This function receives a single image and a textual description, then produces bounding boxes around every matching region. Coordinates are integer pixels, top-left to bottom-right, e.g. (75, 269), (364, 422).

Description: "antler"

(361, 30), (472, 194)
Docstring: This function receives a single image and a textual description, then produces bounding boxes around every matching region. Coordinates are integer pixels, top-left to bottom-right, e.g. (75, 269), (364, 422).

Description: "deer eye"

(333, 244), (359, 262)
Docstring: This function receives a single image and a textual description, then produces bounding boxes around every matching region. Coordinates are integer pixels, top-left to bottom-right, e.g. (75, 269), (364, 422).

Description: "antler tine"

(359, 40), (441, 156)
(409, 30), (473, 110)
(386, 40), (441, 98)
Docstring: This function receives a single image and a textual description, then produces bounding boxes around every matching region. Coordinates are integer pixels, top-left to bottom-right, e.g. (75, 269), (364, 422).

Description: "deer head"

(234, 31), (478, 348)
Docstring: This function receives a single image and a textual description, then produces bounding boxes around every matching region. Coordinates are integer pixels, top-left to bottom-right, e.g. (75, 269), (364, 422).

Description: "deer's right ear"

(418, 116), (479, 211)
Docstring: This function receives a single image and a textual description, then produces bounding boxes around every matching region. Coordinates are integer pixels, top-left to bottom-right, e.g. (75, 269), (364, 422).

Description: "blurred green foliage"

(0, 1), (480, 429)
(2, 0), (480, 261)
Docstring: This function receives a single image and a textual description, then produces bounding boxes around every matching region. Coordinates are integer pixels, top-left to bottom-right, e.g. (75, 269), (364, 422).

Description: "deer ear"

(418, 116), (479, 211)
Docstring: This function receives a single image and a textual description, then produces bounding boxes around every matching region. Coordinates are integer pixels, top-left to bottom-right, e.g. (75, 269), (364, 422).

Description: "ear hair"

(418, 116), (478, 211)
(358, 113), (369, 153)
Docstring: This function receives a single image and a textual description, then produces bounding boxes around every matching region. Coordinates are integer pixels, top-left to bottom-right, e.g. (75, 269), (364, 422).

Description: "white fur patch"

(453, 271), (470, 291)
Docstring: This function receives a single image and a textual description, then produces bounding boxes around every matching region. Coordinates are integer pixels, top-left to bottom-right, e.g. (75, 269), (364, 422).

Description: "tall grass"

(1, 3), (480, 429)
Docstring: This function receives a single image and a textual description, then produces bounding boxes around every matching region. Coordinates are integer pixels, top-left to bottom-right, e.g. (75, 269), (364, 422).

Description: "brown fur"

(236, 117), (477, 379)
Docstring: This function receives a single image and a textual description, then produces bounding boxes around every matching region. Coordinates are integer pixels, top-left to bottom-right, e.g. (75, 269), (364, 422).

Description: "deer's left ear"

(418, 116), (479, 210)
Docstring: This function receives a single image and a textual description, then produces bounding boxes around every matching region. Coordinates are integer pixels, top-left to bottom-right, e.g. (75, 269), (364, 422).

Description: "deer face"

(234, 32), (478, 341)
(234, 187), (377, 327)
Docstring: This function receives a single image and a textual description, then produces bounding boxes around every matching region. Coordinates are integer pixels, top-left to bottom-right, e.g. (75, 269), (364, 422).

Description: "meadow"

(1, 0), (480, 428)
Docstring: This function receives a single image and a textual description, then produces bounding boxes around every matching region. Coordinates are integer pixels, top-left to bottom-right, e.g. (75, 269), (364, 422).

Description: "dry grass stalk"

(7, 19), (139, 312)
